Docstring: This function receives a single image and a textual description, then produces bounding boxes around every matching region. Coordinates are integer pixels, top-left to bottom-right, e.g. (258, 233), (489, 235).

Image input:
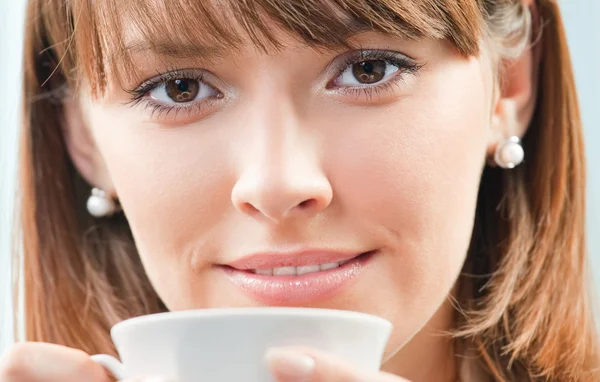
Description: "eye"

(327, 50), (422, 95)
(336, 60), (399, 86)
(150, 78), (219, 104)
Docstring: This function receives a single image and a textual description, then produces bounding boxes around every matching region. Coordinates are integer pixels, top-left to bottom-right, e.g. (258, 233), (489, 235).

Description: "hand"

(265, 346), (411, 382)
(0, 342), (170, 382)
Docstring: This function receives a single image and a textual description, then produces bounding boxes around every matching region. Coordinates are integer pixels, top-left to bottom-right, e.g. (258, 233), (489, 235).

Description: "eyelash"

(124, 68), (214, 120)
(124, 51), (423, 120)
(329, 50), (422, 100)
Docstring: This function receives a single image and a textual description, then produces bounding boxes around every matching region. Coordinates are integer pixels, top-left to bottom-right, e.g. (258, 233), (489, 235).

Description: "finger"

(265, 346), (411, 382)
(0, 342), (110, 382)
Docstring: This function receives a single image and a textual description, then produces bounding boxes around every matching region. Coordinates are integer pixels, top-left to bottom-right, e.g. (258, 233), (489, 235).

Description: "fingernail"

(265, 348), (316, 381)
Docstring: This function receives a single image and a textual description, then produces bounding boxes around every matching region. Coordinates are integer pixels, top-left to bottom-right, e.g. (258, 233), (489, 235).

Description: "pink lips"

(221, 250), (376, 305)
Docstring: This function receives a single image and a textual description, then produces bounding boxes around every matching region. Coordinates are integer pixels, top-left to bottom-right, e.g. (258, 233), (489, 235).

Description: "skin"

(0, 15), (536, 382)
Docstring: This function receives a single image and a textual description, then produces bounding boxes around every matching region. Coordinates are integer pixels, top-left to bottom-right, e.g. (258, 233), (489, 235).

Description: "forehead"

(73, 0), (483, 93)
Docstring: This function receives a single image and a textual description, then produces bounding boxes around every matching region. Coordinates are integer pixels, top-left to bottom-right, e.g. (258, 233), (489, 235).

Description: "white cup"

(91, 307), (392, 382)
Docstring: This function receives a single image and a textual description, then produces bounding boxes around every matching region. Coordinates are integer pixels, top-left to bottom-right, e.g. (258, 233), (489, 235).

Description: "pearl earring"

(86, 188), (119, 218)
(494, 136), (524, 169)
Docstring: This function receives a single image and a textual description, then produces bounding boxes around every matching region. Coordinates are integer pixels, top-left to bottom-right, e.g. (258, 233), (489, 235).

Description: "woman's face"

(74, 30), (496, 359)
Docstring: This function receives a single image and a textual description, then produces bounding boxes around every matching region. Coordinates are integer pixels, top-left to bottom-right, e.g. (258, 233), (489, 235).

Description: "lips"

(226, 250), (364, 270)
(221, 250), (377, 304)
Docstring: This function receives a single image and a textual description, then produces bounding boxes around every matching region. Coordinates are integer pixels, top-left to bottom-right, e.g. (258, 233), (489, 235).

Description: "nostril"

(298, 199), (316, 209)
(240, 202), (259, 215)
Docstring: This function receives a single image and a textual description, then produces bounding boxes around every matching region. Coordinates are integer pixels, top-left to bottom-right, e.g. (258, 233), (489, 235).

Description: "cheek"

(84, 105), (237, 299)
(323, 57), (490, 321)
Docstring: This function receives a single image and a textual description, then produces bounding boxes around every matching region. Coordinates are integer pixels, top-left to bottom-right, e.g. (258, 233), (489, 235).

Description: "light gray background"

(1, 0), (599, 353)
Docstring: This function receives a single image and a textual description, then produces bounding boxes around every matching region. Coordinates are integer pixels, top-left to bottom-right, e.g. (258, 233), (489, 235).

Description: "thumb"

(265, 347), (411, 382)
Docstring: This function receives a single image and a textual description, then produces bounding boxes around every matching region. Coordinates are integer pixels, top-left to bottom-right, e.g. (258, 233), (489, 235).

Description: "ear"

(62, 96), (116, 197)
(488, 2), (540, 151)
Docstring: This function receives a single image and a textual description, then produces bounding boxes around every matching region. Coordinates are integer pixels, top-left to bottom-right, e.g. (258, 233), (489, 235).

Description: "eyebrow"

(122, 40), (228, 60)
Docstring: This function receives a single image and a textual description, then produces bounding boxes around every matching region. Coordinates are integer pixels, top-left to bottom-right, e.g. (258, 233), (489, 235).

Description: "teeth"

(252, 261), (344, 276)
(272, 266), (296, 276)
(296, 265), (321, 275)
(320, 262), (340, 271)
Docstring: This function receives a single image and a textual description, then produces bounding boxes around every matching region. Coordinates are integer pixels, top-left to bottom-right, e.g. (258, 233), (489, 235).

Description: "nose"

(230, 74), (333, 223)
(231, 158), (333, 223)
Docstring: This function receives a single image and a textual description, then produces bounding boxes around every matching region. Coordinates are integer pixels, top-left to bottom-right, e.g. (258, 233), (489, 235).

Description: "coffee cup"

(91, 307), (392, 381)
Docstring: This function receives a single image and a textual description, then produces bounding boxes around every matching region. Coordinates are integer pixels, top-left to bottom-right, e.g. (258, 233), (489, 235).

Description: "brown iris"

(165, 79), (200, 103)
(352, 60), (386, 84)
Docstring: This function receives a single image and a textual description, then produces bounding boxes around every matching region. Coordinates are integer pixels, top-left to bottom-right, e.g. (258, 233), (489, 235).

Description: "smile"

(251, 258), (354, 276)
(221, 251), (377, 304)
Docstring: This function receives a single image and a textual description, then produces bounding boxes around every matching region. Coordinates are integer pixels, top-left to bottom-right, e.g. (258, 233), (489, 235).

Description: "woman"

(1, 0), (598, 380)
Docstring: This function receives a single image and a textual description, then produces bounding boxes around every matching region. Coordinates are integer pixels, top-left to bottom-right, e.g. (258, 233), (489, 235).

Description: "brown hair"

(14, 0), (599, 380)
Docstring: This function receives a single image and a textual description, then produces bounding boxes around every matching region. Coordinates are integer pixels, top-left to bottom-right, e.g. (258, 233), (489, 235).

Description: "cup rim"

(112, 307), (392, 336)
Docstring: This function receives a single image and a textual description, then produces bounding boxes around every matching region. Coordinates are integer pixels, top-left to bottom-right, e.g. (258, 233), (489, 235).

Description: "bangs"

(54, 0), (484, 95)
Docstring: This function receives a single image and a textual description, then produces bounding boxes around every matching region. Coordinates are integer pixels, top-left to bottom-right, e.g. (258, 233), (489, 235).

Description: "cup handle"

(90, 354), (126, 380)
